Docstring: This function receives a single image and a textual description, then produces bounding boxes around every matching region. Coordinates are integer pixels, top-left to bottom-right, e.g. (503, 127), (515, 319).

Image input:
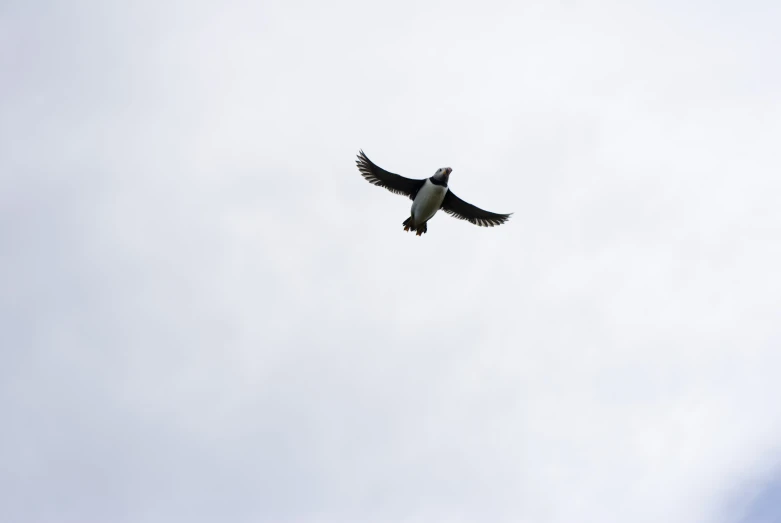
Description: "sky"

(1, 1), (781, 522)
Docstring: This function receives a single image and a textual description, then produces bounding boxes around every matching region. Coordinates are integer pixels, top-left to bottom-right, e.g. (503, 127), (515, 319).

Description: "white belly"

(411, 181), (448, 226)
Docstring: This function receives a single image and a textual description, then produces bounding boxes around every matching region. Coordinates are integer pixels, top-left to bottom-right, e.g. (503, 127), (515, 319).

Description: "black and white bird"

(356, 150), (512, 236)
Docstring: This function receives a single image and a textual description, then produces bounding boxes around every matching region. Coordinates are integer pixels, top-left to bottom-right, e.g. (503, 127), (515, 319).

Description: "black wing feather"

(356, 150), (425, 200)
(441, 190), (512, 227)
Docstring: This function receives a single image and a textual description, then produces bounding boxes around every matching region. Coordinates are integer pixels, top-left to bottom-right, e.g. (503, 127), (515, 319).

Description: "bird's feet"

(415, 223), (427, 236)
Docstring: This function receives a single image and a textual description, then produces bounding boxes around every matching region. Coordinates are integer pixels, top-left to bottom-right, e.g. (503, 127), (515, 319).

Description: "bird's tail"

(402, 217), (427, 235)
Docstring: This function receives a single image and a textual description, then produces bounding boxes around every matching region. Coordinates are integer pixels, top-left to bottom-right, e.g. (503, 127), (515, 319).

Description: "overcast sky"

(2, 1), (781, 522)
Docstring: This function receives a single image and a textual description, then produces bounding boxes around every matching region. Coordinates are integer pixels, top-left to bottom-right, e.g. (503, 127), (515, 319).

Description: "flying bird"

(356, 150), (512, 236)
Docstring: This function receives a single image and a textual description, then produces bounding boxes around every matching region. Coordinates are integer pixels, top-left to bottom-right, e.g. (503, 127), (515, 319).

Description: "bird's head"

(433, 167), (452, 182)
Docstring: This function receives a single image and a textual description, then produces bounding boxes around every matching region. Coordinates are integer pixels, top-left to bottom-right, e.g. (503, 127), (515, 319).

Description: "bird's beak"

(446, 168), (453, 175)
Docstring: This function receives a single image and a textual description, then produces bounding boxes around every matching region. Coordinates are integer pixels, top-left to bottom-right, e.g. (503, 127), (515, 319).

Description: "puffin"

(356, 150), (512, 236)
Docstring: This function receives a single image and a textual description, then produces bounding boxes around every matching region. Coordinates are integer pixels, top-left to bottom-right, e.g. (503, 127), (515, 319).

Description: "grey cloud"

(1, 1), (780, 522)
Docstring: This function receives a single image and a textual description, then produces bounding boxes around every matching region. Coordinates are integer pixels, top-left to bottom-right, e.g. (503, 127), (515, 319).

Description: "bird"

(356, 150), (512, 236)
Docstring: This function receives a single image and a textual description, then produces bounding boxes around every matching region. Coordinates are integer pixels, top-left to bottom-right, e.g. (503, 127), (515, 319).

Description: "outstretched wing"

(441, 190), (512, 227)
(356, 150), (425, 200)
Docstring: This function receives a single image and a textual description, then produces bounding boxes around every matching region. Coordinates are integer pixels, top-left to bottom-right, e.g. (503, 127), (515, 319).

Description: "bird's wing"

(441, 190), (512, 227)
(356, 150), (426, 200)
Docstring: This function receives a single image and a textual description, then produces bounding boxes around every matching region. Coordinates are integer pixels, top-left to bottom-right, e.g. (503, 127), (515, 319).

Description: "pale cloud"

(1, 1), (780, 522)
